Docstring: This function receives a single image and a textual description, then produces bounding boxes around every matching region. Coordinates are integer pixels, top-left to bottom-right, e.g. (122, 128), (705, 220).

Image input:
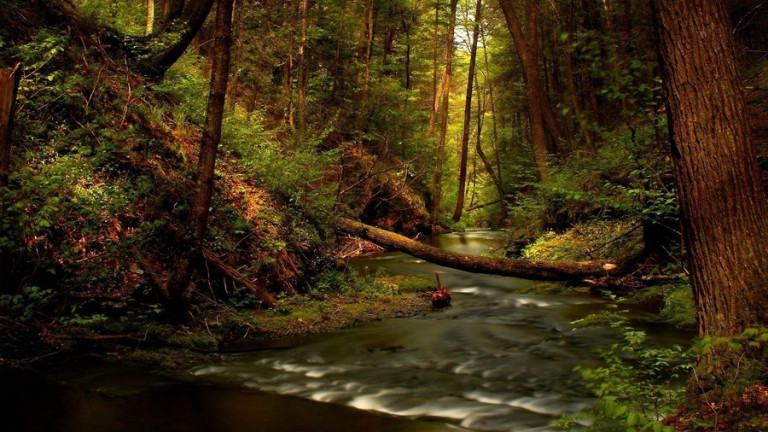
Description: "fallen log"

(334, 217), (621, 281)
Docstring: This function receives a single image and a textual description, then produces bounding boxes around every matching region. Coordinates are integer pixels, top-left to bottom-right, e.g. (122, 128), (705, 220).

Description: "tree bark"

(0, 64), (22, 190)
(453, 0), (483, 223)
(165, 0), (234, 317)
(334, 218), (619, 280)
(431, 0), (459, 228)
(656, 0), (768, 337)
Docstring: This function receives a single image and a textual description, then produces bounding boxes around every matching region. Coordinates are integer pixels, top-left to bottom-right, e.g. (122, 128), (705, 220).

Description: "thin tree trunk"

(0, 64), (21, 190)
(284, 0), (299, 129)
(357, 0), (375, 148)
(165, 0), (235, 318)
(297, 0), (310, 134)
(655, 0), (768, 396)
(479, 25), (503, 191)
(453, 0), (483, 222)
(427, 1), (442, 136)
(431, 0), (459, 227)
(401, 9), (412, 108)
(146, 0), (156, 36)
(226, 0), (243, 113)
(475, 78), (507, 222)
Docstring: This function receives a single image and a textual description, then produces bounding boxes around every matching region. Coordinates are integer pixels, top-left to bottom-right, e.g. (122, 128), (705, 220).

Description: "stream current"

(3, 230), (683, 432)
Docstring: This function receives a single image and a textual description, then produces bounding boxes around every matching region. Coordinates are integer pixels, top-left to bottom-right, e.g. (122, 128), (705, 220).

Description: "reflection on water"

(3, 231), (687, 432)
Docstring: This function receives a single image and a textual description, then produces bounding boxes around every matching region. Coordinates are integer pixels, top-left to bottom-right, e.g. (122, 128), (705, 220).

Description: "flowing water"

(2, 231), (685, 432)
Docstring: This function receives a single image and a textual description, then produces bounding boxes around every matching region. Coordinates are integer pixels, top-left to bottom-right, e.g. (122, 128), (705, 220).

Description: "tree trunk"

(427, 1), (442, 136)
(284, 0), (299, 129)
(655, 0), (768, 400)
(453, 0), (483, 222)
(334, 218), (619, 280)
(476, 81), (508, 223)
(0, 64), (22, 190)
(165, 0), (235, 318)
(146, 0), (156, 36)
(226, 0), (243, 113)
(356, 0), (375, 148)
(479, 25), (505, 210)
(498, 0), (560, 182)
(431, 0), (459, 228)
(297, 0), (310, 134)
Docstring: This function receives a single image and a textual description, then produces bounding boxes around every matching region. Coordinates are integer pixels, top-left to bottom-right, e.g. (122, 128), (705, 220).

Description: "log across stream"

(334, 218), (622, 281)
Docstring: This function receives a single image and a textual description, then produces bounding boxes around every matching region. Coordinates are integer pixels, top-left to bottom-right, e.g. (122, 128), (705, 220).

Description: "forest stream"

(2, 231), (688, 432)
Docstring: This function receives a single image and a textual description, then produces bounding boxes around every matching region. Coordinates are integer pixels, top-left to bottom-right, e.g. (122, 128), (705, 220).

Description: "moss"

(382, 275), (435, 293)
(165, 333), (221, 351)
(520, 219), (643, 262)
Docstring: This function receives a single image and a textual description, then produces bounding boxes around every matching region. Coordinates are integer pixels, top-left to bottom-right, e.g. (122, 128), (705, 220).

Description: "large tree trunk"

(0, 64), (21, 190)
(453, 0), (483, 223)
(0, 64), (22, 289)
(655, 0), (768, 404)
(431, 0), (459, 227)
(334, 218), (618, 280)
(165, 0), (235, 317)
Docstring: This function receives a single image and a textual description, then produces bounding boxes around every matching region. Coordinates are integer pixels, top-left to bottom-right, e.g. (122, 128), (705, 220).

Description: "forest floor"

(0, 275), (436, 369)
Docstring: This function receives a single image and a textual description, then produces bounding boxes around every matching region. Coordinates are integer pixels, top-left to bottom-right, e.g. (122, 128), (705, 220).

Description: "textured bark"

(453, 0), (483, 223)
(0, 64), (22, 190)
(498, 0), (561, 182)
(334, 218), (618, 280)
(655, 0), (768, 338)
(165, 0), (234, 316)
(431, 0), (459, 227)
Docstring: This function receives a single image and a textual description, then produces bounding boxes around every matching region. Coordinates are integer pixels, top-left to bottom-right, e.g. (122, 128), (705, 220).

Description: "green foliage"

(0, 286), (54, 322)
(558, 329), (693, 432)
(154, 54), (209, 124)
(659, 285), (696, 329)
(75, 0), (148, 36)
